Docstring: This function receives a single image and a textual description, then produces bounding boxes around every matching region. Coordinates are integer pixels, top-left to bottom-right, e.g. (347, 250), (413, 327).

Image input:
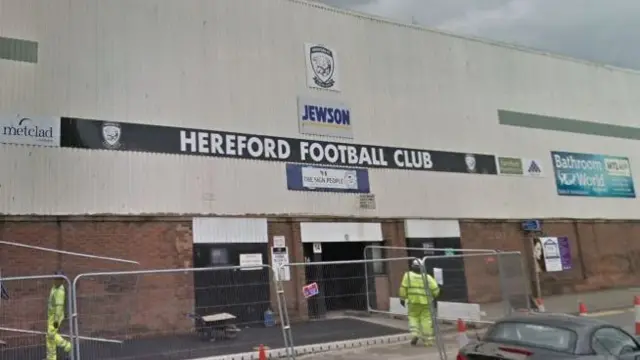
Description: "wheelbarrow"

(187, 312), (241, 341)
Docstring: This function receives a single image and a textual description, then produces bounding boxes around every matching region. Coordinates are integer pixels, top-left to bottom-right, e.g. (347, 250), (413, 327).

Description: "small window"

(210, 248), (229, 266)
(591, 327), (639, 356)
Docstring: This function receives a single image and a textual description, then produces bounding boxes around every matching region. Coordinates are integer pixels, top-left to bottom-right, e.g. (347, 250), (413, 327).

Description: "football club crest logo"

(465, 154), (477, 173)
(101, 122), (122, 149)
(309, 45), (336, 89)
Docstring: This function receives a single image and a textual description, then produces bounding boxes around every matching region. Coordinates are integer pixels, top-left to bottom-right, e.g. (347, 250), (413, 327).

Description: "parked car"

(457, 312), (640, 360)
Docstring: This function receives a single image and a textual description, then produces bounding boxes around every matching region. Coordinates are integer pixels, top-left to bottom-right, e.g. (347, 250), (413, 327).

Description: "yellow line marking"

(583, 309), (629, 317)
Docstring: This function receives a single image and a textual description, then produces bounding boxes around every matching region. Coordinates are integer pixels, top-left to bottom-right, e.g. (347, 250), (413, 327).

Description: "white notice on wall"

(239, 254), (263, 271)
(273, 236), (286, 248)
(271, 247), (291, 281)
(433, 267), (444, 285)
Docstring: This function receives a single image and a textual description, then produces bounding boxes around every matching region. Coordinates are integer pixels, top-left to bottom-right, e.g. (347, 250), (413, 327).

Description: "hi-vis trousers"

(407, 303), (434, 345)
(46, 321), (71, 360)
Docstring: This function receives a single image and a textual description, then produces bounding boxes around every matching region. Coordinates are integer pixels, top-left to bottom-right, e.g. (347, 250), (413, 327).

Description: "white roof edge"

(290, 0), (640, 76)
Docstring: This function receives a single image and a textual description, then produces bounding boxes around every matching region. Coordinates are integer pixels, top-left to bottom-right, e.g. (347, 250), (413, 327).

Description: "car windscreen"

(484, 321), (577, 353)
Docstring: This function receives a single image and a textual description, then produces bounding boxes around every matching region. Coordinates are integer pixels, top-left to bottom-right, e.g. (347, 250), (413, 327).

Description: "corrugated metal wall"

(1, 0), (640, 218)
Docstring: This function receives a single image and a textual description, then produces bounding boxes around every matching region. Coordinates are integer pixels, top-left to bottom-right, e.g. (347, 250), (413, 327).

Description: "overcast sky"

(317, 0), (640, 71)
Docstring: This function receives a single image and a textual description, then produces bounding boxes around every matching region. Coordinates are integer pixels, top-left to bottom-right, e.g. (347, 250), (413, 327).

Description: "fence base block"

(189, 333), (413, 360)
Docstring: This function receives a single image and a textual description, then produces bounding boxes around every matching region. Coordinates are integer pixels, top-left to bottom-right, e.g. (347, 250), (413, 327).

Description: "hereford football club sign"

(60, 118), (498, 175)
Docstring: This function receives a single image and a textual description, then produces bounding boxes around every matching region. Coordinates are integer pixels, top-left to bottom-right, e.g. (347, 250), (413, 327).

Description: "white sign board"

(271, 246), (291, 281)
(239, 253), (263, 271)
(0, 114), (60, 147)
(437, 301), (482, 322)
(304, 43), (341, 92)
(301, 166), (358, 191)
(313, 243), (322, 254)
(273, 236), (286, 248)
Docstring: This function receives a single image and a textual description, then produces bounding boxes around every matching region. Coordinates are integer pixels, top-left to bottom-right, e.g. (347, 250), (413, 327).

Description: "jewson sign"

(286, 164), (370, 193)
(551, 151), (635, 198)
(297, 97), (352, 139)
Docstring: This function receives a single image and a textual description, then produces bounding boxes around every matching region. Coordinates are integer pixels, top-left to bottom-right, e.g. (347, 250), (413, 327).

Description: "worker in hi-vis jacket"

(47, 271), (72, 360)
(399, 259), (440, 346)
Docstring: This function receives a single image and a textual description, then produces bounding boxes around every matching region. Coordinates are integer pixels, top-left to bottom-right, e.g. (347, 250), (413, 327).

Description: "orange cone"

(579, 301), (588, 316)
(258, 344), (267, 360)
(634, 296), (640, 335)
(457, 319), (469, 347)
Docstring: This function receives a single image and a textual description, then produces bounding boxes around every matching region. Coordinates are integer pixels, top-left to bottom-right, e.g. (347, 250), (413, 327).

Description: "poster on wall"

(533, 237), (572, 272)
(551, 151), (635, 198)
(271, 246), (291, 281)
(60, 118), (499, 175)
(239, 254), (263, 271)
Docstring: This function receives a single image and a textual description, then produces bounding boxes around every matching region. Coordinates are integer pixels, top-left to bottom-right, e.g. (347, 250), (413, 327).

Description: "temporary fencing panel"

(71, 265), (292, 360)
(281, 257), (446, 360)
(0, 274), (75, 360)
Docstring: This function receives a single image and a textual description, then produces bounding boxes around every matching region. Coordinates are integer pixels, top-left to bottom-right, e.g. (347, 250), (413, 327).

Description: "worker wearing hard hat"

(46, 270), (72, 360)
(399, 259), (440, 346)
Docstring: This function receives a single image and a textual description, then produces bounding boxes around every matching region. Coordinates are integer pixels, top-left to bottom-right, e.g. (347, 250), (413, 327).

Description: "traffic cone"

(634, 296), (640, 335)
(536, 298), (545, 312)
(457, 318), (469, 347)
(258, 344), (267, 360)
(579, 301), (588, 316)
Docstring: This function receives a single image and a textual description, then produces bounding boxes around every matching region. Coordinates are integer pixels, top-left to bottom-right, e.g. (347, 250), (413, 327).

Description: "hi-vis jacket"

(399, 271), (440, 305)
(48, 285), (66, 325)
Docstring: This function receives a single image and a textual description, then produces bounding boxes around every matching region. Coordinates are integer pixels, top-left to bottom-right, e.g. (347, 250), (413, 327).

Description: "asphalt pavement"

(586, 307), (635, 333)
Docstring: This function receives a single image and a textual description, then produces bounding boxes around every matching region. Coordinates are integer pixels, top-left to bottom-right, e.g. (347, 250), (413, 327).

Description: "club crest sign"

(305, 43), (341, 92)
(101, 122), (122, 149)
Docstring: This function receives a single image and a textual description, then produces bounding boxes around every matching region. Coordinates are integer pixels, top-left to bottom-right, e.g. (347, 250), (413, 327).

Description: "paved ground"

(299, 339), (460, 360)
(0, 318), (405, 360)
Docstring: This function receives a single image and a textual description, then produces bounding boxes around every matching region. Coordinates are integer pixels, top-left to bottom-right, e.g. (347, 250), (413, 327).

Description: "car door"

(590, 326), (640, 359)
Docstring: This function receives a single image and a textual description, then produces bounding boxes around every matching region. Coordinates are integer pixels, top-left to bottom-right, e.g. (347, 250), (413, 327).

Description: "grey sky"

(316, 0), (640, 71)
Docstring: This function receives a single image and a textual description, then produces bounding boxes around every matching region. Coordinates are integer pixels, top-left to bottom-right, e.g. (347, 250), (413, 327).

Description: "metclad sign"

(60, 118), (497, 174)
(0, 114), (60, 147)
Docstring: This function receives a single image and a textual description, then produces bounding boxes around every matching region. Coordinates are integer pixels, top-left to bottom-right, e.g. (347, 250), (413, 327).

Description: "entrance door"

(303, 241), (371, 317)
(192, 243), (270, 327)
(405, 237), (469, 303)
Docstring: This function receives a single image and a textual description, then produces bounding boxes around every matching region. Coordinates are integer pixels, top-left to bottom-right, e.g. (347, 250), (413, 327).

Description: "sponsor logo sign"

(496, 157), (544, 177)
(551, 151), (635, 198)
(297, 97), (352, 139)
(286, 164), (369, 193)
(0, 114), (60, 147)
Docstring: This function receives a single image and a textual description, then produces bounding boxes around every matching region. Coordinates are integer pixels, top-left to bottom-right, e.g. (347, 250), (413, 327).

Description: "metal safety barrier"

(420, 251), (530, 324)
(281, 256), (446, 360)
(0, 274), (76, 360)
(364, 246), (502, 321)
(70, 265), (292, 360)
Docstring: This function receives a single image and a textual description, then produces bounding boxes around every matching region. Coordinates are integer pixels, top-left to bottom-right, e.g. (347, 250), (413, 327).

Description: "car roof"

(494, 312), (609, 330)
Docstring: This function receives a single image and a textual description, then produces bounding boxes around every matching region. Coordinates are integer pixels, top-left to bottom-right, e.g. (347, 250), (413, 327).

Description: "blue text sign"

(297, 97), (352, 139)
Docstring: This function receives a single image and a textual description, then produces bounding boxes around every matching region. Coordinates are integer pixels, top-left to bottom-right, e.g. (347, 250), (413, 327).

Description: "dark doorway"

(405, 237), (469, 303)
(303, 242), (372, 317)
(192, 243), (271, 327)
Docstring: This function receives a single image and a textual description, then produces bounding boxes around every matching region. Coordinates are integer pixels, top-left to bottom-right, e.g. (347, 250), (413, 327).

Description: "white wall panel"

(300, 222), (383, 243)
(2, 0), (640, 218)
(404, 220), (461, 238)
(192, 218), (268, 244)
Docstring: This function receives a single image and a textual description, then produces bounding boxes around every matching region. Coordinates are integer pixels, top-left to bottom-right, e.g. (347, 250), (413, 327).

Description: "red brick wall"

(460, 220), (640, 304)
(0, 218), (193, 346)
